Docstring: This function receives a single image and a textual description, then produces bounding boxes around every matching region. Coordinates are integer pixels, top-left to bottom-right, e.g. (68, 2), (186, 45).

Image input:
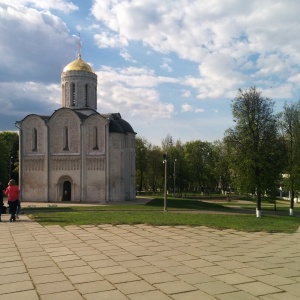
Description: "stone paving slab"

(0, 290), (39, 300)
(40, 290), (84, 300)
(129, 290), (172, 300)
(0, 214), (300, 299)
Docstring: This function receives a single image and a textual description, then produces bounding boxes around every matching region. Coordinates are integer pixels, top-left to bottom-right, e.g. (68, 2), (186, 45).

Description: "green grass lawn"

(23, 197), (300, 233)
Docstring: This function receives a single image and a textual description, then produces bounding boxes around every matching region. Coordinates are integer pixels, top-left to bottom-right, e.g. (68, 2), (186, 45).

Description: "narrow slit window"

(71, 83), (75, 106)
(93, 126), (99, 150)
(85, 84), (88, 107)
(32, 128), (37, 151)
(63, 126), (69, 150)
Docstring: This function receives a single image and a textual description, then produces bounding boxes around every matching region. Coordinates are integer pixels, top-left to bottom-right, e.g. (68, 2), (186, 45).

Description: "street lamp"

(163, 153), (167, 212)
(173, 159), (177, 197)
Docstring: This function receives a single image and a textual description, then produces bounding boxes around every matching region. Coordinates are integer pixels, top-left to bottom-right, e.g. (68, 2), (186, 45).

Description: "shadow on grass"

(22, 198), (228, 213)
(23, 207), (74, 213)
(145, 198), (228, 210)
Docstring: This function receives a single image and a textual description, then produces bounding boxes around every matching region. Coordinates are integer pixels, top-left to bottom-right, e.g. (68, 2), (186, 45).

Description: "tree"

(161, 133), (173, 151)
(184, 140), (214, 194)
(225, 87), (284, 217)
(146, 145), (164, 192)
(0, 132), (19, 184)
(171, 140), (187, 194)
(278, 101), (300, 215)
(135, 136), (149, 191)
(213, 140), (233, 193)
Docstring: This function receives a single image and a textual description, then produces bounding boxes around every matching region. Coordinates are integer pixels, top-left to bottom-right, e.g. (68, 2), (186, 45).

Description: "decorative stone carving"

(51, 157), (80, 171)
(87, 157), (105, 170)
(24, 158), (44, 171)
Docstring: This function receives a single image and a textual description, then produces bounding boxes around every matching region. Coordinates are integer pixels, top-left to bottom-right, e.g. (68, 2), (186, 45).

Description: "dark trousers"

(8, 200), (18, 220)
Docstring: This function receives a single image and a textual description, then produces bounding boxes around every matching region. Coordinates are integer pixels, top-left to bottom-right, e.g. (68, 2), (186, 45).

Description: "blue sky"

(0, 0), (300, 146)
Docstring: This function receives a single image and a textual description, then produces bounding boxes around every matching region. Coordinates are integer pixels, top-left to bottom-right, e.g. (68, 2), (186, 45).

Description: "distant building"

(17, 53), (136, 203)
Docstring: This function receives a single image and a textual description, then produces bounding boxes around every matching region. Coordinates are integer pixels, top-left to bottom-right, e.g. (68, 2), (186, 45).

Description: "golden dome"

(63, 55), (94, 73)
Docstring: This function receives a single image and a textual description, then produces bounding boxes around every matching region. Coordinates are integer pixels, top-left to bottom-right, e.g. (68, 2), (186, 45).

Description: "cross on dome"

(77, 33), (82, 58)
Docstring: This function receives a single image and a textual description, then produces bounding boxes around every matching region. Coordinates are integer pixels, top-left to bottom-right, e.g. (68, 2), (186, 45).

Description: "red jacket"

(5, 185), (20, 202)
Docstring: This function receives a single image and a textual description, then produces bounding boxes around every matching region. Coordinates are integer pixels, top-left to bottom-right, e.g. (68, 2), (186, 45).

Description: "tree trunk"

(290, 189), (294, 216)
(290, 189), (294, 209)
(256, 191), (262, 217)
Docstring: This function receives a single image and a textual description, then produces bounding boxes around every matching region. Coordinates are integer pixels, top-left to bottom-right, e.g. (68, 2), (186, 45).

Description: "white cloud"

(181, 104), (204, 113)
(0, 81), (60, 117)
(120, 50), (137, 62)
(98, 66), (179, 88)
(263, 84), (294, 99)
(96, 66), (174, 120)
(160, 62), (173, 73)
(160, 58), (173, 72)
(181, 89), (191, 98)
(0, 0), (78, 13)
(91, 0), (300, 99)
(181, 104), (193, 112)
(0, 3), (77, 82)
(288, 74), (300, 86)
(94, 32), (128, 48)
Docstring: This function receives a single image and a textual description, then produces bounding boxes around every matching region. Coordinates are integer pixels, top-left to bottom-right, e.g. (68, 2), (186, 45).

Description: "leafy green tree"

(165, 140), (187, 195)
(135, 136), (149, 191)
(278, 101), (300, 215)
(184, 140), (214, 194)
(225, 87), (283, 217)
(172, 140), (187, 194)
(213, 140), (233, 193)
(146, 144), (164, 192)
(161, 133), (173, 151)
(0, 132), (19, 184)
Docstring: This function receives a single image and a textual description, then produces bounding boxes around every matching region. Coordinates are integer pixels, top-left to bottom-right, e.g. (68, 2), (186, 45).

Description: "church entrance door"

(62, 181), (71, 201)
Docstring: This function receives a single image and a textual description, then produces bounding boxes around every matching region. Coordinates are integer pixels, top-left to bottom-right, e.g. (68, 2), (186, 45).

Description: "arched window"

(71, 83), (75, 106)
(32, 128), (37, 151)
(85, 84), (88, 107)
(63, 126), (69, 151)
(93, 126), (99, 150)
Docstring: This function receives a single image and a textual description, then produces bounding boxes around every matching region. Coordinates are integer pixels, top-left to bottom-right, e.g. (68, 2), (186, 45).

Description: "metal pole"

(173, 159), (177, 197)
(163, 154), (167, 212)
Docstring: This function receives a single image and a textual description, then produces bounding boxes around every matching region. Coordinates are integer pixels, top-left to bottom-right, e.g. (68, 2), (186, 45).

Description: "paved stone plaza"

(1, 214), (300, 299)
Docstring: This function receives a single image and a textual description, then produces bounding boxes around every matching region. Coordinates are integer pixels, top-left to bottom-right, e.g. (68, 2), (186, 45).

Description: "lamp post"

(173, 159), (177, 197)
(163, 153), (167, 212)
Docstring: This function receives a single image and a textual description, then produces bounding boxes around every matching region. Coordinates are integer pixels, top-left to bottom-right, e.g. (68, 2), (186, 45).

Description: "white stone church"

(17, 53), (136, 203)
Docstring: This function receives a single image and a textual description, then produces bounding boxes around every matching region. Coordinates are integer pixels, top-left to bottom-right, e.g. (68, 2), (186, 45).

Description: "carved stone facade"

(17, 54), (136, 203)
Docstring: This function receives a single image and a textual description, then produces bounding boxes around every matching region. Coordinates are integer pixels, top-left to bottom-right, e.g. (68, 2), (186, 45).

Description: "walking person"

(16, 193), (21, 219)
(5, 179), (20, 222)
(0, 180), (5, 222)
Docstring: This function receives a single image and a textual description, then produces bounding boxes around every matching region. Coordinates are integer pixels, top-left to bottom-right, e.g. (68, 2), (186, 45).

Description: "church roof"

(104, 113), (136, 134)
(73, 110), (90, 120)
(109, 120), (125, 133)
(63, 54), (94, 73)
(20, 111), (135, 135)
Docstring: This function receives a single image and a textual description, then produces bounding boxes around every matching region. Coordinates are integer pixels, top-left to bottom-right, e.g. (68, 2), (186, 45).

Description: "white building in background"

(17, 53), (136, 203)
